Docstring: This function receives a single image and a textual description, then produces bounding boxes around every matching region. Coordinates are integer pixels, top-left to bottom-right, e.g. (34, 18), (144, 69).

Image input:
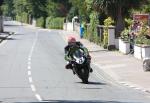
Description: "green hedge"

(46, 17), (64, 29)
(16, 12), (28, 23)
(36, 17), (45, 28)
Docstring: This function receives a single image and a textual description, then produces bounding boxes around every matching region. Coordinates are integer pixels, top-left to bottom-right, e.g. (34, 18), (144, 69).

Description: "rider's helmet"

(68, 36), (76, 45)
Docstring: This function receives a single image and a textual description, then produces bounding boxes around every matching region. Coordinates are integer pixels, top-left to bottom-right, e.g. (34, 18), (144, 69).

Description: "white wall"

(134, 45), (142, 59)
(134, 45), (150, 60)
(64, 22), (73, 31)
(108, 28), (115, 46)
(119, 39), (130, 54)
(142, 46), (150, 58)
(115, 39), (119, 49)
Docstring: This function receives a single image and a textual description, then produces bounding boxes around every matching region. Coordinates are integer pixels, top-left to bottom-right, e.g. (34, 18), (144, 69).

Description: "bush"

(67, 7), (78, 22)
(36, 17), (45, 28)
(16, 12), (28, 23)
(46, 17), (64, 29)
(120, 28), (130, 41)
(125, 18), (133, 28)
(86, 12), (99, 44)
(135, 35), (150, 45)
(103, 17), (114, 48)
(135, 25), (150, 45)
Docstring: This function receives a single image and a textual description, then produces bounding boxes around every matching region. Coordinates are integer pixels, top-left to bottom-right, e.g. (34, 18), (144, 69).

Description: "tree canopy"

(1, 0), (150, 35)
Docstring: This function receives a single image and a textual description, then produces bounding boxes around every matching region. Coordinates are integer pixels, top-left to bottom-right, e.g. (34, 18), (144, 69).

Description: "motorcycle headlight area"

(76, 57), (85, 64)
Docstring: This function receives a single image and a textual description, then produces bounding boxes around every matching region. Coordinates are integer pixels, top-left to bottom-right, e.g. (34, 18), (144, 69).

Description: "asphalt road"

(0, 21), (150, 103)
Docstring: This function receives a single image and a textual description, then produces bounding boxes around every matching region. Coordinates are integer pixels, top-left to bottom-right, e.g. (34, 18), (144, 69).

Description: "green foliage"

(92, 0), (147, 17)
(135, 34), (150, 45)
(36, 17), (45, 28)
(67, 7), (78, 22)
(103, 17), (114, 48)
(2, 0), (15, 17)
(139, 4), (150, 13)
(13, 0), (31, 15)
(92, 0), (147, 36)
(125, 18), (133, 28)
(46, 17), (64, 29)
(47, 0), (69, 17)
(104, 17), (114, 26)
(69, 0), (91, 22)
(120, 28), (130, 41)
(135, 25), (150, 45)
(138, 25), (149, 36)
(2, 0), (70, 29)
(16, 12), (28, 23)
(86, 12), (99, 44)
(13, 0), (33, 23)
(27, 0), (48, 18)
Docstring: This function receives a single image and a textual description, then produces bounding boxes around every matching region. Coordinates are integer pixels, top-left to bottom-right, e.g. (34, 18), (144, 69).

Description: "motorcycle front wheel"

(79, 67), (89, 84)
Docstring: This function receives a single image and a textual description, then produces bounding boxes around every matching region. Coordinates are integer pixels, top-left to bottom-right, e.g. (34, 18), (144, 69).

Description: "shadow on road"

(13, 33), (24, 35)
(76, 81), (106, 85)
(4, 24), (21, 27)
(5, 37), (18, 40)
(15, 100), (141, 103)
(88, 81), (106, 85)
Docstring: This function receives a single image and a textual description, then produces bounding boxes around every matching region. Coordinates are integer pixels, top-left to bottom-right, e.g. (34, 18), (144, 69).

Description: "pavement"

(61, 30), (150, 94)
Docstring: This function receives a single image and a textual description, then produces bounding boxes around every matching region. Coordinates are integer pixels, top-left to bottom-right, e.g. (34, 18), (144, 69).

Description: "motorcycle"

(71, 49), (91, 84)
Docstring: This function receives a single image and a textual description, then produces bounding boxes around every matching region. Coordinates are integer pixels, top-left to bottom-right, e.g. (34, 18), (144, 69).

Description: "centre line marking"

(30, 84), (36, 92)
(27, 30), (43, 101)
(28, 58), (31, 61)
(35, 94), (42, 101)
(29, 77), (33, 83)
(28, 66), (31, 69)
(28, 71), (31, 75)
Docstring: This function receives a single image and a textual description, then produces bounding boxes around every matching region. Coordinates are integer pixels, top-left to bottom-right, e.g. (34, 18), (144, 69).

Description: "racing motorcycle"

(71, 49), (91, 84)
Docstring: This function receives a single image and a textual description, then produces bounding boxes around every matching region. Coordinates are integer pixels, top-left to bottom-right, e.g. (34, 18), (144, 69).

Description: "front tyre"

(79, 67), (89, 84)
(82, 79), (88, 84)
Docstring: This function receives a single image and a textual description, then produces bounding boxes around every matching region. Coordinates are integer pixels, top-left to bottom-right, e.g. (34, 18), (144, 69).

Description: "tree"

(13, 0), (34, 23)
(92, 0), (148, 36)
(27, 0), (48, 19)
(69, 0), (91, 22)
(47, 1), (64, 17)
(2, 0), (14, 18)
(0, 0), (4, 32)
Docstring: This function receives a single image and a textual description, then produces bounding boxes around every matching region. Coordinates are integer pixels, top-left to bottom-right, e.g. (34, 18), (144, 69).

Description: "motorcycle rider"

(64, 36), (93, 73)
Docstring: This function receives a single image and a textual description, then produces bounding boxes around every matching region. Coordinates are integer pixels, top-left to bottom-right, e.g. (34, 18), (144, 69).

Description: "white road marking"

(26, 29), (42, 101)
(30, 84), (36, 92)
(28, 70), (31, 76)
(29, 77), (33, 83)
(93, 63), (150, 94)
(35, 94), (42, 101)
(28, 66), (31, 70)
(28, 58), (31, 61)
